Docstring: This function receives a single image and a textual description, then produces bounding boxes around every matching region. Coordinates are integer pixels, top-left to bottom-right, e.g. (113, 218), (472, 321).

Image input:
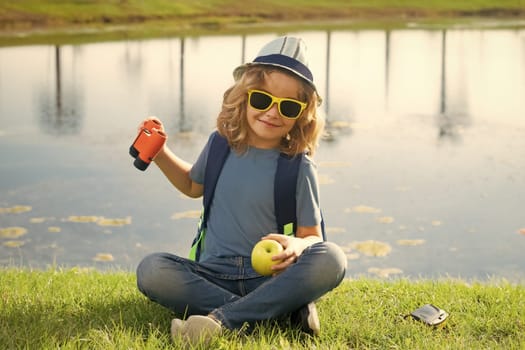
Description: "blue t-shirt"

(189, 133), (321, 261)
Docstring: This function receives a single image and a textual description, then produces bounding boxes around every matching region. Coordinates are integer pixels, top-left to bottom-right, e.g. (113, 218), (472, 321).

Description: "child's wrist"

(153, 145), (168, 162)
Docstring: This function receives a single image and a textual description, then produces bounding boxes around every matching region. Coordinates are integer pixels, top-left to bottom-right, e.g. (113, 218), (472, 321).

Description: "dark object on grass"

(410, 304), (449, 327)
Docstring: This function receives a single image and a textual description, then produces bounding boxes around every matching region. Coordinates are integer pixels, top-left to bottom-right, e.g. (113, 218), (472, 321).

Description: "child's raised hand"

(138, 116), (165, 133)
(130, 116), (168, 171)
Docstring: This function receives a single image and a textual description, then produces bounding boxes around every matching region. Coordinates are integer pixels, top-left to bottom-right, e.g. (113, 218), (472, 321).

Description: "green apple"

(251, 239), (284, 276)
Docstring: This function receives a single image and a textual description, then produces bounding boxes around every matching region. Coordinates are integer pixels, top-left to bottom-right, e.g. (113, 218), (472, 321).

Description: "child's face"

(245, 70), (303, 149)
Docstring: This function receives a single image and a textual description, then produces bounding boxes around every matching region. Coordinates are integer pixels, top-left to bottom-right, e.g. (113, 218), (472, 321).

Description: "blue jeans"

(136, 242), (347, 330)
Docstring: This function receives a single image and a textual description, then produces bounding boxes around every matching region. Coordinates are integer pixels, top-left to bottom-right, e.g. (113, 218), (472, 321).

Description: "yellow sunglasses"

(247, 89), (307, 119)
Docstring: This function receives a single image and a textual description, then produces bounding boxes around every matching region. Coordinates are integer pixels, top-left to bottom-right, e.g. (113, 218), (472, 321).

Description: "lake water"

(1, 28), (524, 281)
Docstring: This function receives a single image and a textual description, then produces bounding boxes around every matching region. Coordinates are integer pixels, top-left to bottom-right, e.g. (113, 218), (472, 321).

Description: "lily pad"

(67, 216), (99, 223)
(346, 252), (360, 260)
(3, 240), (25, 248)
(345, 205), (382, 214)
(30, 217), (47, 223)
(329, 120), (353, 129)
(368, 267), (403, 278)
(377, 216), (395, 224)
(93, 253), (114, 262)
(318, 174), (335, 185)
(326, 227), (346, 234)
(0, 227), (27, 239)
(352, 240), (392, 257)
(97, 217), (132, 226)
(171, 210), (201, 220)
(397, 239), (425, 246)
(0, 205), (32, 214)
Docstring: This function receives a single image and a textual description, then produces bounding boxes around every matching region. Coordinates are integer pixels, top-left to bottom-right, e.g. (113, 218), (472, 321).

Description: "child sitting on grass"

(136, 36), (347, 346)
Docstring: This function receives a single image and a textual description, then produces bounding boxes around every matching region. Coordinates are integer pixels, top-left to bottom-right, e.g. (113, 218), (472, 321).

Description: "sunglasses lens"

(280, 100), (302, 119)
(249, 91), (273, 110)
(248, 90), (304, 119)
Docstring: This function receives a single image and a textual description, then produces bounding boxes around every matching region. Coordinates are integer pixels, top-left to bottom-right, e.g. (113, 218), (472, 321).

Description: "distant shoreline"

(1, 1), (524, 46)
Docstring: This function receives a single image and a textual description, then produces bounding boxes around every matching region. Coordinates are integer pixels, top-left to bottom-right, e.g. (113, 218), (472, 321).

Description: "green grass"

(1, 0), (524, 21)
(1, 268), (524, 349)
(1, 0), (524, 46)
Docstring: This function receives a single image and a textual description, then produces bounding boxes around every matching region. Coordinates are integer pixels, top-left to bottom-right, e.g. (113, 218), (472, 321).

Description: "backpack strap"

(202, 132), (230, 227)
(189, 131), (230, 261)
(274, 154), (302, 236)
(274, 153), (327, 240)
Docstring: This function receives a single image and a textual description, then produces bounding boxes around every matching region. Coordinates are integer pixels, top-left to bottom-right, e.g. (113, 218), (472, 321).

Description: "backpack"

(189, 131), (325, 261)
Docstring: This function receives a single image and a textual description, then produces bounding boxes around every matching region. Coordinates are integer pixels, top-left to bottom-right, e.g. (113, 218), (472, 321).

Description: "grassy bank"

(1, 0), (525, 46)
(1, 268), (524, 349)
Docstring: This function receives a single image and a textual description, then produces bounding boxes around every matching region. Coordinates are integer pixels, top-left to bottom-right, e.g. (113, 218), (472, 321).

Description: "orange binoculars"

(129, 119), (167, 171)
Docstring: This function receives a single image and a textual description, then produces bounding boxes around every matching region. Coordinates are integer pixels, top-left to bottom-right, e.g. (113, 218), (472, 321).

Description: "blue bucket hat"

(233, 36), (316, 91)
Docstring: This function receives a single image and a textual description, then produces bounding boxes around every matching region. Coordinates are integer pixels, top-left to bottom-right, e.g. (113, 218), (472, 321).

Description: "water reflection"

(122, 41), (143, 81)
(436, 30), (471, 143)
(39, 45), (83, 135)
(0, 28), (524, 280)
(3, 28), (521, 140)
(179, 37), (191, 132)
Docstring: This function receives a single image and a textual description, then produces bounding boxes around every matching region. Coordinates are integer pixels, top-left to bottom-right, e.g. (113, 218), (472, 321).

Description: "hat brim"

(233, 62), (317, 91)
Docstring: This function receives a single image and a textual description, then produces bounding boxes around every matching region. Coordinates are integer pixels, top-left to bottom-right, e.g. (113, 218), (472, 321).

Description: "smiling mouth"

(258, 118), (281, 127)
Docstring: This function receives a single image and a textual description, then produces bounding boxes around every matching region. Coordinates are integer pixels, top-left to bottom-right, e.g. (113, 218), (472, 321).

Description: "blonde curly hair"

(216, 65), (324, 157)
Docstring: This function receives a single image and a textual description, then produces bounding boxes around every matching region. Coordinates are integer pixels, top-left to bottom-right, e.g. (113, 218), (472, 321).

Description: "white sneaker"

(291, 302), (320, 336)
(170, 318), (185, 339)
(171, 315), (222, 346)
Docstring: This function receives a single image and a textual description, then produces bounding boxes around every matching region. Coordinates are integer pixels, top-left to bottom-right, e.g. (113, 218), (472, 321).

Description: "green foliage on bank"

(0, 0), (524, 46)
(1, 0), (524, 24)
